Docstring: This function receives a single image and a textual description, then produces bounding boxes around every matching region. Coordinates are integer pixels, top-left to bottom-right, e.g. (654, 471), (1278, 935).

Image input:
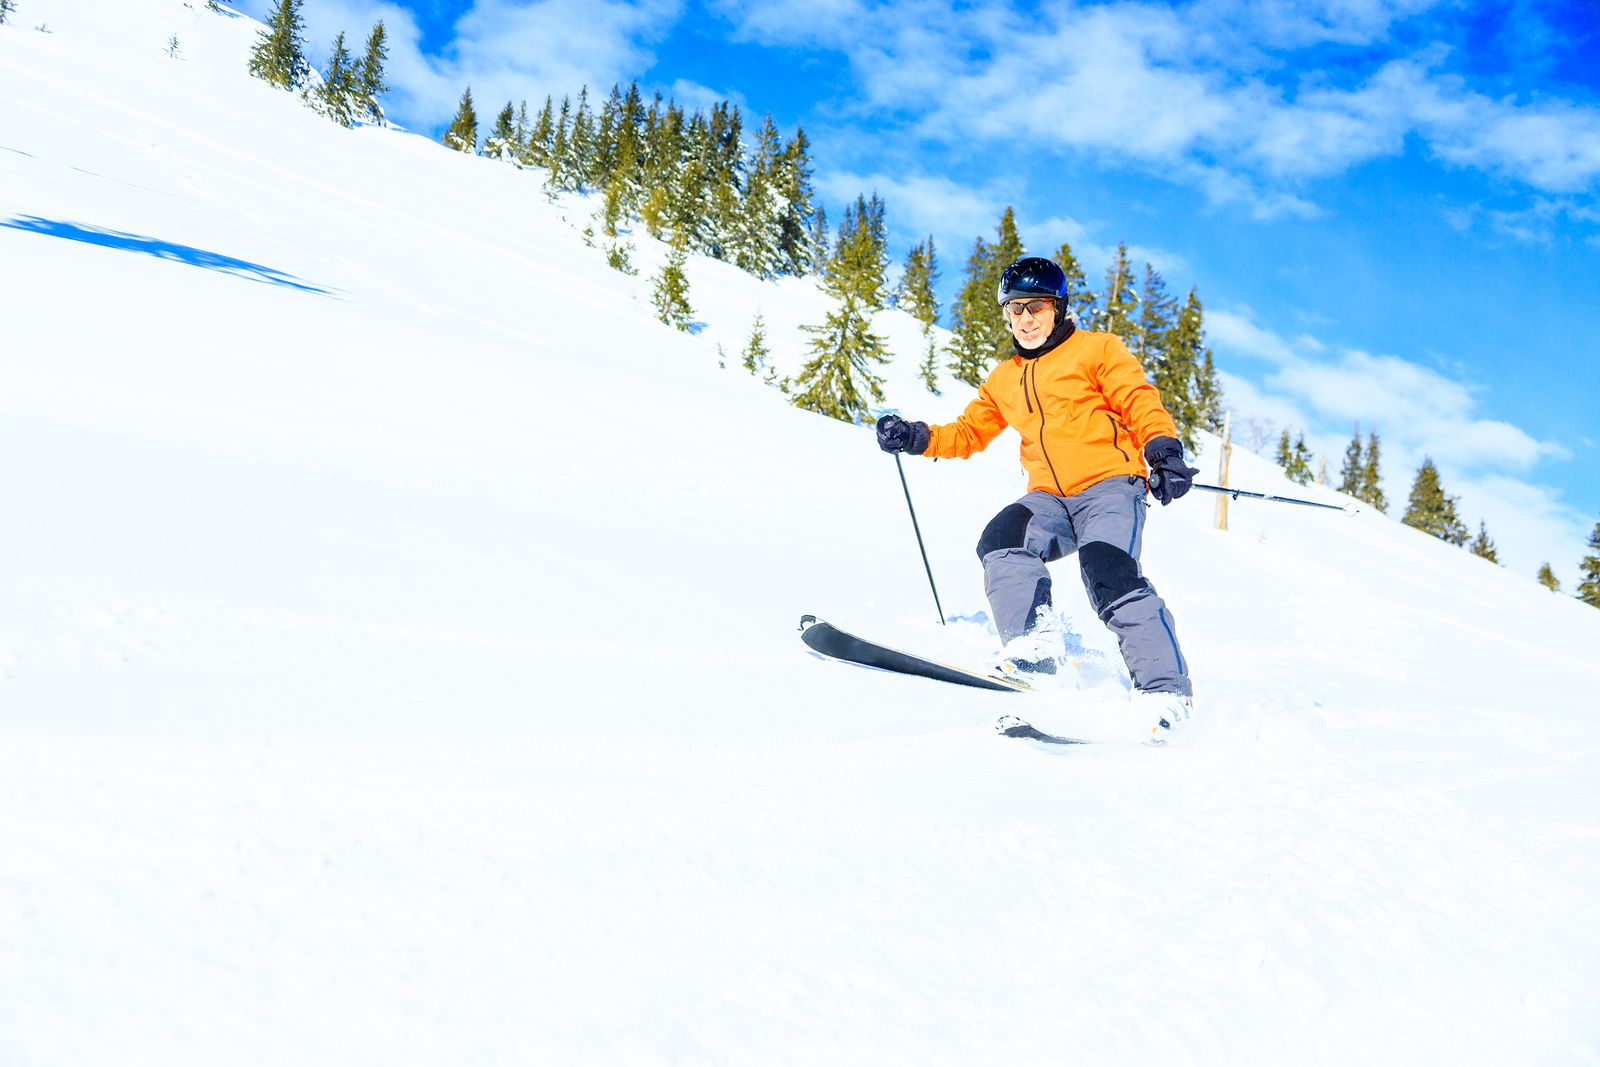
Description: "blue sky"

(260, 0), (1598, 582)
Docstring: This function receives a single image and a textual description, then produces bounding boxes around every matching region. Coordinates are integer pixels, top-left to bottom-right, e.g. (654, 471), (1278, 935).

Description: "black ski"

(798, 615), (1030, 693)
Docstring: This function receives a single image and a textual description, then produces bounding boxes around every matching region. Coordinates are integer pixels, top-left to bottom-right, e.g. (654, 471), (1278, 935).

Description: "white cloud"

(1205, 306), (1586, 577)
(709, 0), (1600, 212)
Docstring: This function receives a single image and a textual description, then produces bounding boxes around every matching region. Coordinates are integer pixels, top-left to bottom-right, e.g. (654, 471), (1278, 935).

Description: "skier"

(875, 256), (1198, 735)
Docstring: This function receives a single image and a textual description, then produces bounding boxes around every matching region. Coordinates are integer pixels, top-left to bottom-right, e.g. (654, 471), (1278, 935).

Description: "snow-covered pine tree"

(485, 102), (520, 162)
(775, 127), (816, 277)
(1578, 522), (1600, 608)
(310, 32), (355, 127)
(945, 237), (994, 388)
(1537, 562), (1561, 592)
(1100, 242), (1138, 341)
(791, 195), (891, 423)
(705, 102), (747, 264)
(1361, 431), (1388, 513)
(1469, 521), (1500, 564)
(640, 97), (677, 209)
(651, 228), (694, 331)
(1275, 429), (1293, 470)
(248, 0), (309, 90)
(443, 88), (478, 154)
(1403, 458), (1468, 545)
(735, 115), (783, 278)
(1050, 240), (1094, 326)
(807, 203), (830, 275)
(1338, 425), (1364, 496)
(0, 0), (15, 26)
(355, 21), (388, 124)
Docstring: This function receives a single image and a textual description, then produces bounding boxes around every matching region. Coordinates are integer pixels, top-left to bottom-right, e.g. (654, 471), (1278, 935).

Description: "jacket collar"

(1013, 314), (1076, 361)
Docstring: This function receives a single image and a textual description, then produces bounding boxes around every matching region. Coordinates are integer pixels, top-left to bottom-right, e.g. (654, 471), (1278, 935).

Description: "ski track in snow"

(3, 1), (1600, 1063)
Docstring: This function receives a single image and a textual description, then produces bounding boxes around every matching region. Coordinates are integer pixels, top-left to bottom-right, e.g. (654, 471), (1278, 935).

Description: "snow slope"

(3, 2), (1599, 1063)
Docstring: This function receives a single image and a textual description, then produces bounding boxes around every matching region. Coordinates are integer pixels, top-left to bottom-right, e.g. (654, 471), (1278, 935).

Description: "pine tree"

(1403, 459), (1469, 545)
(0, 0), (15, 26)
(1134, 263), (1174, 371)
(1286, 434), (1314, 485)
(791, 196), (891, 423)
(525, 97), (555, 170)
(982, 208), (1027, 363)
(807, 203), (830, 273)
(1195, 348), (1224, 434)
(1275, 430), (1293, 470)
(1140, 265), (1194, 446)
(1537, 562), (1561, 592)
(742, 312), (770, 376)
(1051, 240), (1093, 326)
(946, 237), (994, 387)
(1361, 431), (1388, 513)
(248, 0), (309, 89)
(1578, 522), (1600, 608)
(1100, 243), (1138, 340)
(1338, 425), (1364, 497)
(548, 95), (572, 189)
(310, 32), (356, 127)
(603, 238), (637, 275)
(918, 333), (941, 396)
(735, 115), (783, 277)
(775, 127), (816, 276)
(1469, 521), (1500, 564)
(895, 237), (939, 330)
(443, 88), (478, 154)
(354, 21), (389, 124)
(651, 228), (694, 331)
(485, 101), (519, 162)
(566, 87), (596, 191)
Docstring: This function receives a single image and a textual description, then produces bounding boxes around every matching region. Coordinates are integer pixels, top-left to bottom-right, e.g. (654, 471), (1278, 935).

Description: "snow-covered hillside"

(3, 2), (1599, 1063)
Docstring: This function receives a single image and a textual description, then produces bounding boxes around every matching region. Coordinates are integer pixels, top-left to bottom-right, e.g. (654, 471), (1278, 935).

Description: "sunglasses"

(1004, 298), (1054, 319)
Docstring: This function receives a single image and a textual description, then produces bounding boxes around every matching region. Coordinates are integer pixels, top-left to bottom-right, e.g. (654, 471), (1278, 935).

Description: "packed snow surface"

(3, 2), (1599, 1063)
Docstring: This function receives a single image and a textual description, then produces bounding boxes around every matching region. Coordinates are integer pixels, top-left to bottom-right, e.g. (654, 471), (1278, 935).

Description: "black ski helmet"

(996, 256), (1069, 308)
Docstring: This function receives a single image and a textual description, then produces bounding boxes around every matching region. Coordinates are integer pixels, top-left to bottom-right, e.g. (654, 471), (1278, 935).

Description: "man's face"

(1004, 297), (1057, 350)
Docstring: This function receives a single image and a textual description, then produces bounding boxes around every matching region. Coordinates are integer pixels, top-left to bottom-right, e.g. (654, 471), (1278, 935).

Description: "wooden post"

(1216, 410), (1232, 531)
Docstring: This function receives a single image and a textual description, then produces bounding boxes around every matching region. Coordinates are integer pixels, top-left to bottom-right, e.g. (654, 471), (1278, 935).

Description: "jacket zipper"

(1025, 360), (1067, 495)
(1107, 413), (1130, 461)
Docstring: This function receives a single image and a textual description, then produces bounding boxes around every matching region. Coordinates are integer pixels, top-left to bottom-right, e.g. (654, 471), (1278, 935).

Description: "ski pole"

(893, 452), (947, 626)
(1185, 481), (1353, 512)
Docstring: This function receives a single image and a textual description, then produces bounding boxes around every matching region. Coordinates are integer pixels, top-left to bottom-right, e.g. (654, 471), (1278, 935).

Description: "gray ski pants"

(978, 477), (1192, 697)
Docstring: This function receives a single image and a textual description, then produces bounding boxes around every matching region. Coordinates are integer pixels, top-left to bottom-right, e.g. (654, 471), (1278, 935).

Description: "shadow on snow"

(1, 216), (333, 295)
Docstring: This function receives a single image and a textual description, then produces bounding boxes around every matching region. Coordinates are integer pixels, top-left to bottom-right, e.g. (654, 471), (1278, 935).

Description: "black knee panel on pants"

(977, 503), (1034, 559)
(1079, 541), (1147, 618)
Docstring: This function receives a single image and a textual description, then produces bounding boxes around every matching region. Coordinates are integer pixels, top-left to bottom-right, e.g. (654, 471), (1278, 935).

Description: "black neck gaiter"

(1013, 312), (1076, 360)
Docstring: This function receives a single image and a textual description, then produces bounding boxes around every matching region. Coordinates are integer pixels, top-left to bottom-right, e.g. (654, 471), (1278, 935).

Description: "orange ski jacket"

(924, 328), (1178, 498)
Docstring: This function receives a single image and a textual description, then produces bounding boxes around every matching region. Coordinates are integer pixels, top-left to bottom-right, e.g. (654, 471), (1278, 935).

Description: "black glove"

(1144, 436), (1199, 505)
(876, 414), (930, 455)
